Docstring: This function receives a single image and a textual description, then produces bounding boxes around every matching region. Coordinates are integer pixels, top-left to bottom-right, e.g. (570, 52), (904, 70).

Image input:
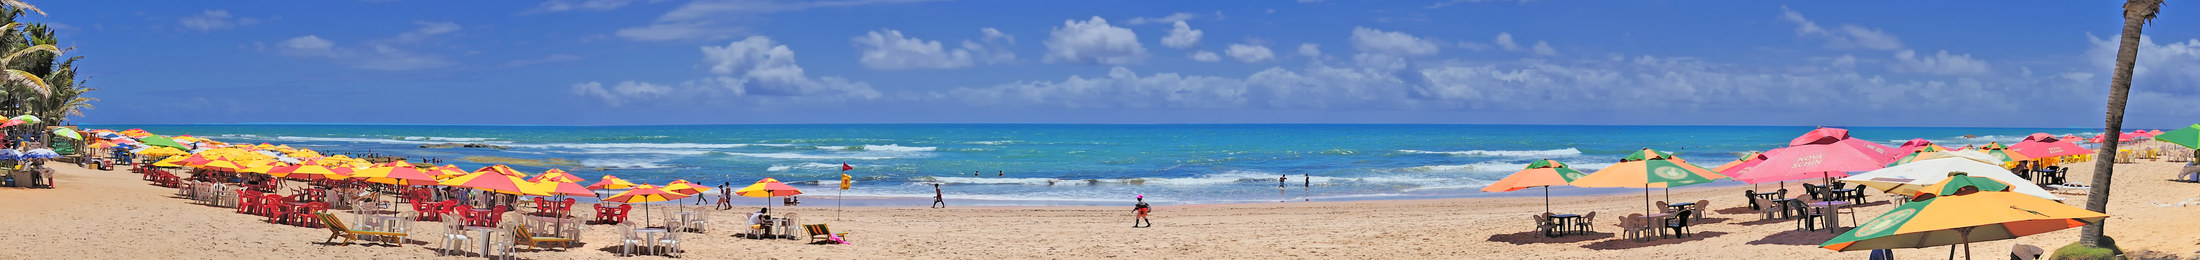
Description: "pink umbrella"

(1890, 138), (1936, 160)
(2009, 133), (2091, 158)
(2150, 129), (2166, 136)
(1731, 128), (1892, 184)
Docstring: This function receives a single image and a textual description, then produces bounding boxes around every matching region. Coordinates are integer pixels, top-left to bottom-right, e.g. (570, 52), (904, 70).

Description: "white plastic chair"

(686, 210), (710, 233)
(618, 222), (643, 257)
(438, 214), (472, 256)
(657, 219), (685, 257)
(484, 228), (516, 260)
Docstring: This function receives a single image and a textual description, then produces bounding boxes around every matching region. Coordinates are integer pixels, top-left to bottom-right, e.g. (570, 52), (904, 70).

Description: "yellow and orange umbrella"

(605, 184), (689, 222)
(1480, 159), (1587, 213)
(529, 168), (584, 183)
(351, 165), (440, 186)
(474, 164), (526, 178)
(269, 163), (352, 180)
(1822, 173), (2107, 257)
(524, 179), (596, 197)
(587, 175), (638, 190)
(663, 179), (712, 195)
(194, 159), (248, 172)
(426, 164), (470, 179)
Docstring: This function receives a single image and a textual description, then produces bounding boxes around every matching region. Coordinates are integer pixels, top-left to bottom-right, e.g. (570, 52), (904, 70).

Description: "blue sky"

(33, 0), (2200, 128)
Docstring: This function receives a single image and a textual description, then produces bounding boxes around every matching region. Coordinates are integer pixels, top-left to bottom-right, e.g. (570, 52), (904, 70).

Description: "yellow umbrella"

(351, 165), (440, 186)
(663, 179), (712, 195)
(137, 147), (188, 157)
(524, 179), (596, 197)
(239, 161), (285, 174)
(426, 164), (470, 179)
(195, 159), (247, 172)
(529, 169), (584, 183)
(150, 156), (189, 167)
(587, 175), (638, 190)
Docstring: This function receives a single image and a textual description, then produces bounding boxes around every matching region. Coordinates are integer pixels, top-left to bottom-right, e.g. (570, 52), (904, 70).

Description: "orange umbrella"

(1822, 173), (2108, 258)
(587, 175), (638, 190)
(195, 159), (248, 172)
(525, 179), (596, 197)
(438, 171), (531, 195)
(1480, 159), (1586, 213)
(269, 162), (353, 180)
(474, 164), (526, 178)
(426, 164), (470, 179)
(529, 168), (584, 183)
(605, 184), (689, 223)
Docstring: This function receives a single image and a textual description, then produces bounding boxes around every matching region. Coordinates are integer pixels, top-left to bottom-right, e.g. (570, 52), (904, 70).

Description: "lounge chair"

(513, 224), (575, 250)
(1663, 210), (1694, 238)
(314, 213), (407, 247)
(805, 223), (850, 243)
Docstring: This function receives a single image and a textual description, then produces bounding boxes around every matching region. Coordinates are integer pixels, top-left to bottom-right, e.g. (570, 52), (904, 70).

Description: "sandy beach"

(2, 158), (2195, 259)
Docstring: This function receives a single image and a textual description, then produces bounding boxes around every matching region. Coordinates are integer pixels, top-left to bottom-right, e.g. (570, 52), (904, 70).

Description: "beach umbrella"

(239, 160), (284, 174)
(528, 168), (584, 183)
(439, 171), (532, 195)
(1888, 146), (2003, 166)
(1890, 139), (1939, 160)
(1820, 173), (2107, 259)
(1479, 159), (1587, 213)
(737, 177), (805, 212)
(137, 135), (190, 150)
(136, 147), (188, 157)
(12, 115), (39, 124)
(150, 155), (188, 167)
(194, 159), (247, 172)
(605, 184), (688, 224)
(2007, 134), (2091, 159)
(1570, 148), (1726, 216)
(0, 119), (20, 128)
(664, 179), (712, 195)
(269, 163), (353, 180)
(425, 164), (470, 179)
(1973, 142), (2031, 164)
(351, 165), (439, 186)
(1838, 157), (2058, 200)
(2157, 124), (2200, 149)
(21, 148), (58, 159)
(1732, 128), (1897, 184)
(524, 179), (596, 197)
(587, 175), (639, 190)
(474, 164), (526, 178)
(50, 128), (79, 140)
(1712, 152), (1768, 175)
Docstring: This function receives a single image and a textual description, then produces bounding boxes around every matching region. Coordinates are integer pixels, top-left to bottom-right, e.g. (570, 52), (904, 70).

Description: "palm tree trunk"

(2081, 0), (2163, 248)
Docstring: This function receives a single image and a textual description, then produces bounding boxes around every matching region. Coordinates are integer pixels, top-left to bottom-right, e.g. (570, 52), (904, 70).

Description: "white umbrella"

(1840, 157), (2058, 200)
(23, 148), (58, 159)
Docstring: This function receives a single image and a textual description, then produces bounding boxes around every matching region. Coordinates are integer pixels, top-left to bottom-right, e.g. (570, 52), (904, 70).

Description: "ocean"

(90, 124), (2095, 206)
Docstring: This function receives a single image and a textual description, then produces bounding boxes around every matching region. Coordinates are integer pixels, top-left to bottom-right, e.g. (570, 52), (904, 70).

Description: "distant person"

(998, 170), (1003, 177)
(1303, 174), (1310, 187)
(1132, 195), (1152, 228)
(717, 182), (733, 210)
(974, 170), (981, 177)
(931, 183), (946, 208)
(1278, 174), (1287, 188)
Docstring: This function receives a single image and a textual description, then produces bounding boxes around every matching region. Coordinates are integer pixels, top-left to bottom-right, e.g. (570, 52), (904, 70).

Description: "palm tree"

(28, 56), (91, 125)
(0, 0), (38, 16)
(2079, 0), (2164, 248)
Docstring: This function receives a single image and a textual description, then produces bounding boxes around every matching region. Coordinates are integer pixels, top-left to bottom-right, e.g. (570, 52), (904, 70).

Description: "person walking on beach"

(1132, 195), (1152, 228)
(931, 183), (947, 208)
(717, 182), (733, 210)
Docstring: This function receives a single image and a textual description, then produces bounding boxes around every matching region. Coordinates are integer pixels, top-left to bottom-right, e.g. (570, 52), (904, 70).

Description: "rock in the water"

(419, 143), (510, 150)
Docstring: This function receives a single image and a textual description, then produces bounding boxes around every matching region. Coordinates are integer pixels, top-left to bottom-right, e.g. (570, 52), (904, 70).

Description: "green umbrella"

(2157, 124), (2200, 149)
(11, 115), (39, 124)
(138, 135), (189, 149)
(50, 128), (78, 140)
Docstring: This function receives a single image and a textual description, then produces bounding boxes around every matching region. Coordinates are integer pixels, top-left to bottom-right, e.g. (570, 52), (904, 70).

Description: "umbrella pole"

(1643, 183), (1651, 216)
(1543, 186), (1551, 214)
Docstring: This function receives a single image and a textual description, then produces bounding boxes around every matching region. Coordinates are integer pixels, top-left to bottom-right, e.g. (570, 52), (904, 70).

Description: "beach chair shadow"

(1691, 217), (1731, 225)
(1729, 217), (1791, 226)
(1578, 231), (1729, 250)
(1744, 229), (1843, 246)
(1482, 231), (1614, 245)
(1712, 206), (1756, 215)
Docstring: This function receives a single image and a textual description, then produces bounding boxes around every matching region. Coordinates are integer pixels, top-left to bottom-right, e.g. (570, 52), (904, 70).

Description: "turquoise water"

(90, 124), (2093, 205)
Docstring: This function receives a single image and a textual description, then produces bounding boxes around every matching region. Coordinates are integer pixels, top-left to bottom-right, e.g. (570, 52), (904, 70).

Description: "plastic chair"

(618, 222), (643, 257)
(1663, 210), (1695, 238)
(656, 221), (685, 257)
(1572, 211), (1595, 233)
(437, 213), (472, 256)
(1690, 200), (1709, 221)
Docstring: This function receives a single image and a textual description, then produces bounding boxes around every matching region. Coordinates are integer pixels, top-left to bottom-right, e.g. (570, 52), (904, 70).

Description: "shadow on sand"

(1580, 231), (1730, 250)
(1744, 229), (1843, 246)
(1483, 230), (1615, 245)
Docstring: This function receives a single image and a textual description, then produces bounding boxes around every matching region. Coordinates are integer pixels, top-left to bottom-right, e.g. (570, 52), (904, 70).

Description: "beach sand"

(3, 159), (2196, 259)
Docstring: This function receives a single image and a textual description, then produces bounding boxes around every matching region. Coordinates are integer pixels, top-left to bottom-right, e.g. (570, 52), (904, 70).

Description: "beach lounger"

(315, 213), (407, 247)
(804, 223), (849, 244)
(513, 224), (576, 250)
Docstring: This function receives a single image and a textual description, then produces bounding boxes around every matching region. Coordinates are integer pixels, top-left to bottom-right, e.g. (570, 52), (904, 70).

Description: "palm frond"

(1, 44), (57, 63)
(1, 1), (40, 16)
(5, 69), (48, 96)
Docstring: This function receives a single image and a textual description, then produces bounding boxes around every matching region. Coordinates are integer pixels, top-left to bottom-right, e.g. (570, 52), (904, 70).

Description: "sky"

(30, 0), (2200, 128)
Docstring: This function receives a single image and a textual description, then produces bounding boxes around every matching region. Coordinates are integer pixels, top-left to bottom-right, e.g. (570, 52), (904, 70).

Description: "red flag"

(841, 162), (854, 171)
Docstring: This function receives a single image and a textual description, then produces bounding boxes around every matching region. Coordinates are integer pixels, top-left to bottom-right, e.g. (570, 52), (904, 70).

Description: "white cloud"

(575, 36), (881, 106)
(523, 0), (635, 14)
(1126, 12), (1197, 25)
(1226, 43), (1274, 63)
(267, 22), (459, 70)
(616, 22), (743, 42)
(1889, 49), (1990, 75)
(504, 54), (583, 67)
(1494, 32), (1520, 51)
(966, 28), (1018, 64)
(619, 0), (930, 42)
(1161, 21), (1203, 49)
(1298, 43), (1321, 57)
(1780, 6), (1904, 50)
(1530, 41), (1557, 56)
(854, 29), (975, 70)
(275, 36), (337, 57)
(178, 10), (259, 32)
(2086, 33), (2200, 98)
(1350, 27), (1439, 56)
(1044, 17), (1146, 65)
(1830, 54), (1857, 69)
(1190, 51), (1221, 62)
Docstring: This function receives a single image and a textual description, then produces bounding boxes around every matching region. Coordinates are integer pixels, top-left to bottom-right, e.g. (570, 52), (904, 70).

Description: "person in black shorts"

(1132, 195), (1152, 228)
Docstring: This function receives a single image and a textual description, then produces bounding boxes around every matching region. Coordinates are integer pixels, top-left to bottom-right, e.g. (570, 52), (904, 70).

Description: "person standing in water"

(1303, 174), (1312, 202)
(1132, 195), (1152, 228)
(931, 183), (947, 208)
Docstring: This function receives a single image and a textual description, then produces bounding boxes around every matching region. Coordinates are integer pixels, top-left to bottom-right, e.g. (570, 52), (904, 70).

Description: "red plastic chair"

(236, 190), (259, 214)
(486, 205), (509, 227)
(453, 204), (477, 226)
(263, 196), (292, 224)
(558, 198), (577, 218)
(611, 204), (632, 224)
(533, 197), (550, 214)
(412, 200), (438, 221)
(261, 194), (288, 217)
(295, 202), (328, 227)
(592, 205), (611, 223)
